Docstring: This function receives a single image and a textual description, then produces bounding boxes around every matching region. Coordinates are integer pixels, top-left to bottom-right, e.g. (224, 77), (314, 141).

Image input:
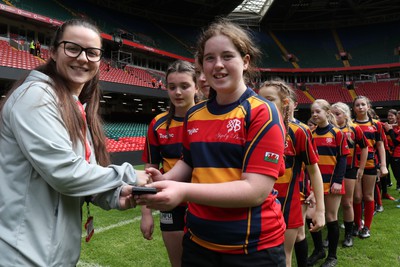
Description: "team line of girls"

(137, 19), (390, 267)
(259, 82), (392, 267)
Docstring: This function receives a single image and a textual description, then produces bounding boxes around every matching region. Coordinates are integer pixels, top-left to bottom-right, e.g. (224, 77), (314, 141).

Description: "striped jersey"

(182, 88), (286, 254)
(389, 126), (400, 157)
(339, 124), (368, 169)
(353, 118), (383, 170)
(142, 112), (184, 172)
(313, 124), (349, 193)
(293, 118), (315, 200)
(276, 120), (319, 228)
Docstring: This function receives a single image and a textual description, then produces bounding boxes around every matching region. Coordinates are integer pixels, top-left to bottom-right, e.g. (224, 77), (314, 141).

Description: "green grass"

(78, 167), (400, 267)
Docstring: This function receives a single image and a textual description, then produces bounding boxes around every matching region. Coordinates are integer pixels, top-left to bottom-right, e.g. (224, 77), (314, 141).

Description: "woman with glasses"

(0, 18), (149, 266)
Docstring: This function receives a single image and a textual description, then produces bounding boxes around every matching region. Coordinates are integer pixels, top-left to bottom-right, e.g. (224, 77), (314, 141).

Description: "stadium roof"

(89, 0), (400, 29)
(229, 0), (274, 26)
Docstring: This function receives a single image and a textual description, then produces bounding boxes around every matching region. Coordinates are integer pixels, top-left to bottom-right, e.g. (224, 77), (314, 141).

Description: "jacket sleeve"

(8, 82), (137, 198)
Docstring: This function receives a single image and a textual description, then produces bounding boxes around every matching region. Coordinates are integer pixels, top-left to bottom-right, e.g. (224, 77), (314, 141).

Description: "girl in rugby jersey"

(308, 99), (350, 267)
(331, 102), (368, 248)
(381, 109), (398, 195)
(139, 18), (287, 266)
(258, 80), (325, 267)
(352, 96), (388, 239)
(383, 111), (400, 196)
(140, 60), (198, 267)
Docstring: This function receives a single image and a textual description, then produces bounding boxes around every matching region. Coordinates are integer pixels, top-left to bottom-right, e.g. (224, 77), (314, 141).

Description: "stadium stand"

(294, 87), (313, 105)
(353, 80), (399, 102)
(0, 39), (44, 69)
(307, 83), (354, 103)
(338, 22), (400, 66)
(271, 29), (343, 68)
(104, 122), (147, 152)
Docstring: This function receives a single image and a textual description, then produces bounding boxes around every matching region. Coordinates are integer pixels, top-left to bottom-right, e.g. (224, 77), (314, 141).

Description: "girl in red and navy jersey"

(331, 102), (368, 248)
(382, 109), (398, 193)
(258, 80), (325, 267)
(141, 60), (198, 267)
(308, 99), (350, 267)
(383, 111), (400, 193)
(352, 96), (388, 239)
(139, 19), (287, 267)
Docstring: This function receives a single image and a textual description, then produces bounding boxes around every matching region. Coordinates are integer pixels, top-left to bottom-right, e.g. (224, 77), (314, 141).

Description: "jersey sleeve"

(296, 126), (319, 165)
(142, 117), (162, 165)
(242, 101), (285, 179)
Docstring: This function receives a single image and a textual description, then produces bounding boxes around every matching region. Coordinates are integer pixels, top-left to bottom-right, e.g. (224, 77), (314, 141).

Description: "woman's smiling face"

(51, 25), (101, 95)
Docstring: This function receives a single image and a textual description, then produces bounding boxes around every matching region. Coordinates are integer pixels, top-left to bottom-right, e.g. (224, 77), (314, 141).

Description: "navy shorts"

(182, 234), (286, 267)
(363, 168), (377, 176)
(160, 205), (186, 231)
(345, 168), (357, 180)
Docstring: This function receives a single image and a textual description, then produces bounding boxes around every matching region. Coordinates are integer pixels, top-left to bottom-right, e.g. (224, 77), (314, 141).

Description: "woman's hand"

(119, 185), (136, 209)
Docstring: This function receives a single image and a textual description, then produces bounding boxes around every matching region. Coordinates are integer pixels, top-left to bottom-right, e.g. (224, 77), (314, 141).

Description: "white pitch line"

(77, 211), (159, 267)
(81, 211), (159, 238)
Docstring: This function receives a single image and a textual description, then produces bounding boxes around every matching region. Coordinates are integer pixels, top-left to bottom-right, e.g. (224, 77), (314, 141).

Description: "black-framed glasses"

(57, 41), (103, 62)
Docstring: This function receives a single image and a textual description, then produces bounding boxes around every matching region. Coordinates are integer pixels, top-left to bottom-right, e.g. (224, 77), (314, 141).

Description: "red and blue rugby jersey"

(276, 120), (319, 229)
(293, 118), (316, 201)
(385, 127), (395, 155)
(313, 124), (350, 194)
(353, 119), (383, 170)
(340, 125), (368, 169)
(389, 126), (400, 157)
(142, 112), (184, 172)
(182, 88), (286, 254)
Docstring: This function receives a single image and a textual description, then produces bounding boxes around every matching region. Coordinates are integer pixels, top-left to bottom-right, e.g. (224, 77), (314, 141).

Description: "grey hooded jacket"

(0, 70), (138, 266)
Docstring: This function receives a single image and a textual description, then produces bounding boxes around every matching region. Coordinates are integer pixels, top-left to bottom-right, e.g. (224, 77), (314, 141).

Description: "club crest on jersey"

(227, 119), (241, 133)
(326, 137), (333, 144)
(264, 152), (279, 163)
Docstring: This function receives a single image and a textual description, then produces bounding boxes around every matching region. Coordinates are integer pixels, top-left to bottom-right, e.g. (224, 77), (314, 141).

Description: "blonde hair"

(332, 101), (354, 145)
(331, 102), (352, 126)
(312, 99), (337, 127)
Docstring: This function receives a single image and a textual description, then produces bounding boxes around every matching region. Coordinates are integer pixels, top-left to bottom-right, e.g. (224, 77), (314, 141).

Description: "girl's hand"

(136, 181), (186, 211)
(145, 167), (165, 182)
(380, 165), (388, 177)
(330, 182), (342, 194)
(356, 168), (364, 182)
(309, 210), (325, 232)
(305, 191), (316, 208)
(135, 170), (151, 186)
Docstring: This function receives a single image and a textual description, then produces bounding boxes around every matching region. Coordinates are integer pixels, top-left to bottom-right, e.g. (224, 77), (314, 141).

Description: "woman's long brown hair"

(0, 18), (110, 166)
